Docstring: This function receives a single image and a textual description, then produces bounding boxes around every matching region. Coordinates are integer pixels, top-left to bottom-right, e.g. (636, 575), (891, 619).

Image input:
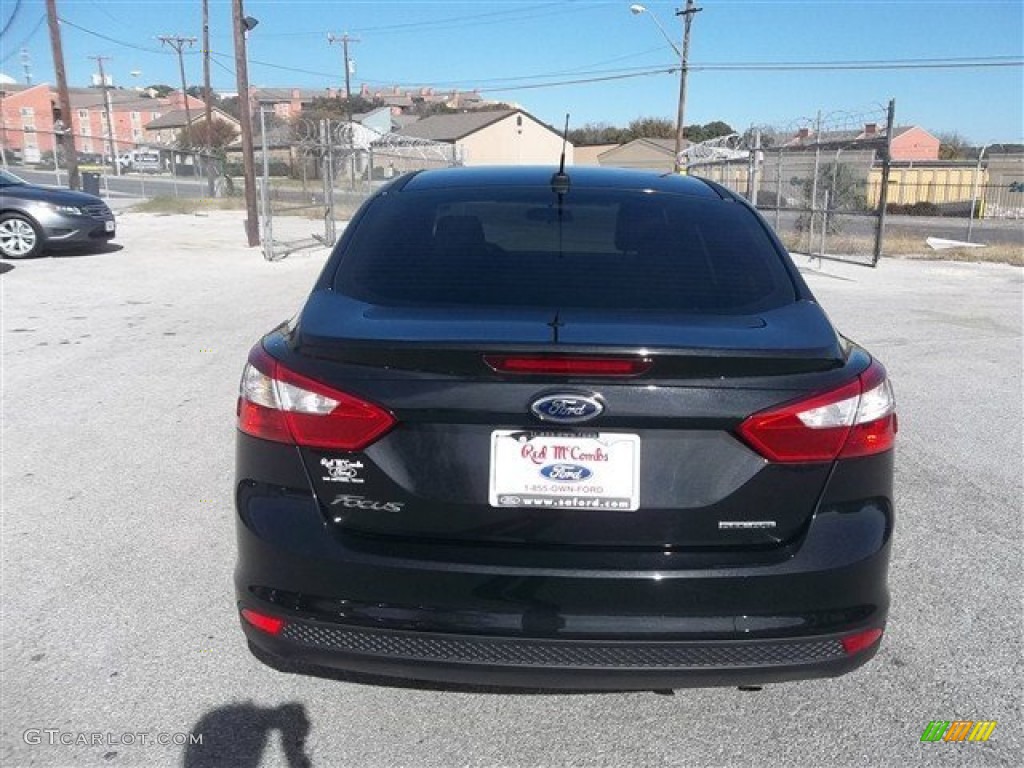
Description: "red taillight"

(237, 346), (396, 451)
(737, 360), (896, 463)
(484, 355), (652, 376)
(240, 608), (286, 635)
(840, 627), (883, 655)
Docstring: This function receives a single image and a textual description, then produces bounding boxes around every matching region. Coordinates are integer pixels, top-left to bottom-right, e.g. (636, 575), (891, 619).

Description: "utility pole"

(232, 0), (260, 246)
(20, 49), (33, 84)
(673, 0), (702, 173)
(202, 0), (215, 195)
(872, 99), (896, 265)
(46, 0), (79, 189)
(328, 32), (360, 188)
(88, 55), (118, 176)
(327, 33), (359, 111)
(159, 34), (197, 166)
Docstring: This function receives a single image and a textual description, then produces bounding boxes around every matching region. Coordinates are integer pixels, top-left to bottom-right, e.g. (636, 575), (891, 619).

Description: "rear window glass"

(333, 187), (795, 313)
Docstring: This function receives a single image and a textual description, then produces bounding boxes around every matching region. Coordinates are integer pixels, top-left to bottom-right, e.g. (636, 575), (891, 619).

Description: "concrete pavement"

(1, 212), (1021, 767)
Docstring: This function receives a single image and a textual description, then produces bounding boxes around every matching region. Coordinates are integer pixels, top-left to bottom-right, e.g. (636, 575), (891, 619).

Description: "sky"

(1, 0), (1022, 144)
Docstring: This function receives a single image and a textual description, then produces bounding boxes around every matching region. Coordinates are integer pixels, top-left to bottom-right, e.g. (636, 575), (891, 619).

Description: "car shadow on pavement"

(0, 262), (13, 275)
(52, 242), (124, 258)
(183, 701), (312, 768)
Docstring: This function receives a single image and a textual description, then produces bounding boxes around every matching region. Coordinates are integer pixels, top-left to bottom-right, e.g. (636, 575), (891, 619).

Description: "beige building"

(396, 110), (573, 166)
(143, 107), (240, 147)
(595, 138), (685, 172)
(572, 143), (619, 166)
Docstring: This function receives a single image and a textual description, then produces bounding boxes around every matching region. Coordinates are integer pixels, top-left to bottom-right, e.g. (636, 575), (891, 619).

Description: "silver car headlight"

(39, 202), (84, 216)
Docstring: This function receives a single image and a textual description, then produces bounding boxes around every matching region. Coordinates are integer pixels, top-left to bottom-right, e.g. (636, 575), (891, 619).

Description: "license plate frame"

(489, 430), (640, 510)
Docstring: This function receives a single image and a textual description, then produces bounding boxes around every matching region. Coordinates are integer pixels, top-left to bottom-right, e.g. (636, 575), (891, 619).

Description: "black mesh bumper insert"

(280, 622), (845, 668)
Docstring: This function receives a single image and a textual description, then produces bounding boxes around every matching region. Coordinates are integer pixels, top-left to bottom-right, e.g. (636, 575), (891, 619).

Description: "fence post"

(322, 119), (336, 246)
(966, 144), (988, 243)
(747, 129), (762, 205)
(774, 149), (783, 233)
(872, 99), (896, 265)
(259, 105), (273, 260)
(808, 111), (822, 255)
(820, 190), (829, 257)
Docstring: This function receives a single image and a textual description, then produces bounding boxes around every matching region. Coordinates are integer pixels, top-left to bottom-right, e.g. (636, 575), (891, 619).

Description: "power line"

(210, 56), (235, 79)
(693, 59), (1024, 72)
(475, 58), (1024, 94)
(350, 3), (584, 35)
(0, 13), (44, 64)
(58, 16), (170, 55)
(54, 17), (1023, 95)
(209, 50), (336, 80)
(225, 48), (1023, 91)
(211, 3), (578, 39)
(157, 35), (198, 146)
(1, 0), (23, 39)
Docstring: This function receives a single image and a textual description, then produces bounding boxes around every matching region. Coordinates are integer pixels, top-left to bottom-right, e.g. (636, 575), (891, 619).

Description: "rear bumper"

(235, 473), (892, 689)
(242, 618), (879, 690)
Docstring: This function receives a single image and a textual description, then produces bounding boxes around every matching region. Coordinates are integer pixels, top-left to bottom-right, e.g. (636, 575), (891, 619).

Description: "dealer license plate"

(489, 430), (640, 510)
(104, 220), (115, 232)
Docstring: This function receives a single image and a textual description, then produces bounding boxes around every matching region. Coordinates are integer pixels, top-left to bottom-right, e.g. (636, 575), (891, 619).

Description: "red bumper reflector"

(840, 628), (883, 655)
(241, 608), (286, 636)
(484, 355), (652, 376)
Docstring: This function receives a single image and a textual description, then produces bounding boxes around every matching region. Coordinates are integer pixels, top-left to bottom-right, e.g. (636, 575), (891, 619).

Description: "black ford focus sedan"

(235, 166), (896, 690)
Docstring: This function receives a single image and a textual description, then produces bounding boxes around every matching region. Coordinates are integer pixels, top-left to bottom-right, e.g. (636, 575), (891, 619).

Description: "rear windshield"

(334, 187), (795, 313)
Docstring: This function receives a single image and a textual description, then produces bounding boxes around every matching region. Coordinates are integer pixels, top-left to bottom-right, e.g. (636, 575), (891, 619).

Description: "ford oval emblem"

(530, 394), (604, 424)
(540, 463), (593, 483)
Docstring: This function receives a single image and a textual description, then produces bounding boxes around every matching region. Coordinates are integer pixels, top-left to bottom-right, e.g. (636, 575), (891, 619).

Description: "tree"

(682, 120), (735, 144)
(219, 96), (241, 119)
(567, 117), (735, 146)
(937, 131), (968, 160)
(625, 117), (675, 141)
(567, 122), (626, 146)
(176, 119), (239, 150)
(412, 101), (456, 118)
(145, 84), (175, 97)
(300, 95), (382, 121)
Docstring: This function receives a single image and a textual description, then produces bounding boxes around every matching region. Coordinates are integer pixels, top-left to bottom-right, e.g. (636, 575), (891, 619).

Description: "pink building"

(0, 83), (205, 161)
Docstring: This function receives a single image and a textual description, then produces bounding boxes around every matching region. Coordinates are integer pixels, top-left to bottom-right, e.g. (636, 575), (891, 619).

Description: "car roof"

(400, 165), (723, 198)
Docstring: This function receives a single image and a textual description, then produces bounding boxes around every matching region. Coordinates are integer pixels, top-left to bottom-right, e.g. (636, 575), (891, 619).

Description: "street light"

(629, 5), (680, 56)
(630, 2), (701, 173)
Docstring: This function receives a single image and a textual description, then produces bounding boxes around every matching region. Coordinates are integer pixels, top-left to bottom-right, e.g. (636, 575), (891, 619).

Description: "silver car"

(0, 169), (116, 259)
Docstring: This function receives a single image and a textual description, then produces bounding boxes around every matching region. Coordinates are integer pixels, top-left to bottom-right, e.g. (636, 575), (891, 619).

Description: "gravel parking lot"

(2, 210), (1021, 768)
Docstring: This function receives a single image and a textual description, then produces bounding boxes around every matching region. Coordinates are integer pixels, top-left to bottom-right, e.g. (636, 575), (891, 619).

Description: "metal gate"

(258, 116), (338, 262)
(683, 101), (896, 267)
(258, 117), (457, 262)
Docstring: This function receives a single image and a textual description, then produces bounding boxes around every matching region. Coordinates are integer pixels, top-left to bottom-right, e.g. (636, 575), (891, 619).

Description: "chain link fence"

(256, 116), (459, 261)
(684, 104), (895, 267)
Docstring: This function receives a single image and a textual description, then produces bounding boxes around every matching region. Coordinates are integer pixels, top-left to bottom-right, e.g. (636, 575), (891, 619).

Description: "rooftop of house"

(782, 124), (927, 148)
(395, 109), (521, 142)
(251, 87), (327, 103)
(144, 108), (237, 130)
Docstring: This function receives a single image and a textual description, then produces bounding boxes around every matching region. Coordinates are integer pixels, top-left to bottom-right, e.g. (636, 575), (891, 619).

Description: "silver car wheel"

(0, 217), (38, 257)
